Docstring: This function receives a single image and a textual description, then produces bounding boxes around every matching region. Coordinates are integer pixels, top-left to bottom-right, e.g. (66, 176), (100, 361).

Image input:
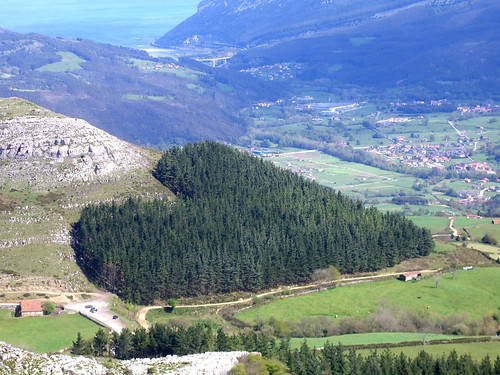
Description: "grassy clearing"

(123, 94), (173, 101)
(407, 216), (450, 234)
(288, 332), (472, 349)
(454, 218), (495, 228)
(235, 267), (500, 323)
(146, 307), (231, 329)
(0, 309), (100, 353)
(465, 224), (500, 242)
(357, 341), (500, 361)
(468, 243), (500, 261)
(37, 52), (86, 72)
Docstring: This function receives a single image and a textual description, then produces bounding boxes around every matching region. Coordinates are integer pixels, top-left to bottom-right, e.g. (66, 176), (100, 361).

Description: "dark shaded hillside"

(156, 0), (499, 98)
(155, 0), (419, 48)
(231, 0), (499, 96)
(0, 31), (285, 147)
(73, 142), (434, 303)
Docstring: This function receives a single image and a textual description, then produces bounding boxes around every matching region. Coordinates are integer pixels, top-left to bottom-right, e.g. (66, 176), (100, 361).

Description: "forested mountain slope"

(157, 0), (499, 97)
(0, 30), (284, 147)
(73, 142), (434, 303)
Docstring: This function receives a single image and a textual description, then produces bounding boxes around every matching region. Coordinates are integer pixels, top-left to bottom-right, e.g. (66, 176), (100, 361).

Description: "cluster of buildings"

(240, 62), (302, 80)
(454, 162), (496, 174)
(457, 104), (493, 113)
(372, 143), (472, 169)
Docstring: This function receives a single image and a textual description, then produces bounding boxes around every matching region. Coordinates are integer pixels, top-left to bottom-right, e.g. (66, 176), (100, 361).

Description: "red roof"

(20, 300), (43, 313)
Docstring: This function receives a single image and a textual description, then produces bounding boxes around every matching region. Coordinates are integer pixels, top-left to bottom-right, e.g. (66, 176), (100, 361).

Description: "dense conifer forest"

(73, 142), (434, 303)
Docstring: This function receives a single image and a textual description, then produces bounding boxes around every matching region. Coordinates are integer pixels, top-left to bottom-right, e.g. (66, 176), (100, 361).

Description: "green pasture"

(288, 332), (473, 349)
(37, 52), (86, 72)
(235, 267), (500, 323)
(127, 58), (200, 80)
(468, 243), (500, 261)
(122, 94), (173, 101)
(146, 307), (229, 328)
(357, 341), (500, 361)
(0, 310), (101, 353)
(186, 83), (205, 94)
(407, 216), (450, 234)
(455, 217), (496, 228)
(465, 224), (500, 242)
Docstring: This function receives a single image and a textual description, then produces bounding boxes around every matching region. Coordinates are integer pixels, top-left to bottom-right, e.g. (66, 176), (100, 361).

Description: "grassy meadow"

(235, 267), (500, 323)
(37, 52), (86, 72)
(0, 309), (100, 353)
(288, 332), (477, 349)
(357, 341), (500, 361)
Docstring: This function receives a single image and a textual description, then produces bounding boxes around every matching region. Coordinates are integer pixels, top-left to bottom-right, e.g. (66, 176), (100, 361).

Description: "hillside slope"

(0, 30), (284, 147)
(157, 0), (499, 97)
(0, 98), (171, 291)
(155, 0), (420, 48)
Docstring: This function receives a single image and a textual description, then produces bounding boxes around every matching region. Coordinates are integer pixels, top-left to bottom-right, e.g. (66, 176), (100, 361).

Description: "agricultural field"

(235, 267), (500, 323)
(407, 216), (450, 234)
(468, 243), (500, 261)
(262, 149), (428, 202)
(146, 306), (229, 328)
(288, 332), (478, 349)
(36, 52), (86, 73)
(0, 309), (101, 353)
(465, 224), (500, 243)
(357, 341), (500, 361)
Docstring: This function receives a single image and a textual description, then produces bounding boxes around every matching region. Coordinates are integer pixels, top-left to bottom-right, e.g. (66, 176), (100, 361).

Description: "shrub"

(42, 301), (55, 315)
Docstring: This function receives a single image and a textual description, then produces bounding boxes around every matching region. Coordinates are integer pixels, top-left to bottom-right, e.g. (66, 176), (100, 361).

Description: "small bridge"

(195, 55), (233, 67)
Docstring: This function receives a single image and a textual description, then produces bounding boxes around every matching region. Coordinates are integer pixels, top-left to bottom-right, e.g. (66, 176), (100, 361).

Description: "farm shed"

(17, 300), (43, 317)
(399, 271), (422, 282)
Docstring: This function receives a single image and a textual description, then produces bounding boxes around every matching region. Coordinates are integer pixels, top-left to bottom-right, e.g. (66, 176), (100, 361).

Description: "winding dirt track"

(135, 268), (442, 330)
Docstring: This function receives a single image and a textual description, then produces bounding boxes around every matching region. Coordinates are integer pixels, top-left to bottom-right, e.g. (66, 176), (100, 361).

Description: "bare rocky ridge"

(0, 98), (150, 188)
(0, 341), (247, 375)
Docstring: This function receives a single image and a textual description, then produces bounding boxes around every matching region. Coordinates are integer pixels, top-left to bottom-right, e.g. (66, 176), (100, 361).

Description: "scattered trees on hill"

(73, 142), (434, 303)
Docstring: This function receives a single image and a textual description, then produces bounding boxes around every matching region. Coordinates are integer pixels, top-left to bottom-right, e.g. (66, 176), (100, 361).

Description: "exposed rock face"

(0, 341), (247, 374)
(0, 99), (150, 187)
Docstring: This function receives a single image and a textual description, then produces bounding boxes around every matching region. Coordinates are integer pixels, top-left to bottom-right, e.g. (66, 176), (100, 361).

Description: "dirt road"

(136, 268), (441, 329)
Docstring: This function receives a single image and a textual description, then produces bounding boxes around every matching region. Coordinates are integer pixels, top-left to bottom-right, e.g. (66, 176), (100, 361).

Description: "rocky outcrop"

(0, 342), (247, 375)
(0, 100), (150, 187)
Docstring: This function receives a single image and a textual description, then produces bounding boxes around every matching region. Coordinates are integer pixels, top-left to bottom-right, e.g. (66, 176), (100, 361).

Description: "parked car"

(112, 315), (118, 319)
(85, 305), (93, 309)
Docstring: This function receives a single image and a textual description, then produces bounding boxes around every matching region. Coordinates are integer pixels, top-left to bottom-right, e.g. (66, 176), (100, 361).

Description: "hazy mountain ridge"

(156, 0), (498, 97)
(156, 0), (422, 48)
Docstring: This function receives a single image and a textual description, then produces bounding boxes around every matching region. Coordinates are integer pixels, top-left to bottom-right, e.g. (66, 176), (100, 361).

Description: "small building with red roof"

(18, 300), (43, 317)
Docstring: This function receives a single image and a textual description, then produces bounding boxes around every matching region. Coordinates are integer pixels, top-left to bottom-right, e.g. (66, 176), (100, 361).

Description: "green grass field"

(37, 52), (86, 72)
(236, 267), (500, 323)
(289, 332), (469, 349)
(407, 216), (450, 234)
(454, 218), (495, 228)
(0, 310), (101, 353)
(357, 341), (500, 361)
(468, 243), (500, 261)
(465, 224), (500, 242)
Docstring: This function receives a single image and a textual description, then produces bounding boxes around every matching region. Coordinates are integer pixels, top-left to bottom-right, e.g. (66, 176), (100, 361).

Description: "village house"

(399, 271), (422, 282)
(17, 300), (43, 317)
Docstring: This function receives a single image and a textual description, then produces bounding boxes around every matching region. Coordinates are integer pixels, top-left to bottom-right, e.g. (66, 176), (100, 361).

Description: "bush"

(42, 301), (55, 315)
(481, 233), (498, 245)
